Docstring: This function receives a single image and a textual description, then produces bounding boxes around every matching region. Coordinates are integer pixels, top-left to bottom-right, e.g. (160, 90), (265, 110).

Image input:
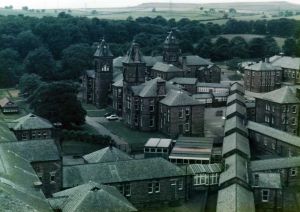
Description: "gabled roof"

(94, 38), (113, 57)
(85, 70), (95, 78)
(247, 121), (300, 148)
(0, 144), (52, 211)
(269, 55), (300, 70)
(112, 79), (123, 87)
(219, 153), (249, 186)
(180, 55), (212, 66)
(224, 116), (248, 137)
(222, 132), (250, 158)
(11, 113), (53, 131)
(63, 157), (186, 188)
(250, 156), (300, 171)
(0, 97), (17, 108)
(225, 103), (246, 119)
(51, 182), (137, 212)
(258, 86), (300, 104)
(230, 83), (244, 95)
(160, 89), (201, 106)
(251, 173), (281, 189)
(217, 183), (255, 212)
(83, 146), (132, 164)
(188, 163), (223, 174)
(152, 62), (183, 73)
(123, 42), (145, 64)
(0, 139), (60, 162)
(245, 61), (281, 71)
(227, 93), (245, 106)
(169, 77), (198, 85)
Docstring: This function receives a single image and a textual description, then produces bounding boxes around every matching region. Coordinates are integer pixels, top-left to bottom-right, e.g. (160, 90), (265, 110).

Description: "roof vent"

(29, 114), (36, 118)
(91, 186), (100, 192)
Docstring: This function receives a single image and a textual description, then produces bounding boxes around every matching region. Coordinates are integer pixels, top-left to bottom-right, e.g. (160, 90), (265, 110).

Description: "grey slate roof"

(269, 55), (300, 70)
(250, 156), (300, 172)
(251, 173), (281, 189)
(63, 157), (186, 188)
(0, 144), (52, 211)
(83, 147), (132, 164)
(217, 183), (255, 212)
(169, 136), (213, 161)
(222, 132), (250, 158)
(180, 55), (212, 66)
(160, 89), (201, 106)
(245, 61), (281, 71)
(145, 138), (173, 148)
(247, 121), (300, 148)
(197, 82), (229, 88)
(258, 86), (300, 104)
(0, 139), (60, 162)
(224, 116), (248, 136)
(188, 163), (223, 174)
(112, 79), (123, 87)
(169, 77), (198, 85)
(51, 181), (137, 212)
(152, 62), (183, 73)
(94, 38), (113, 57)
(227, 93), (245, 106)
(0, 97), (18, 108)
(12, 113), (53, 130)
(219, 153), (249, 185)
(192, 93), (213, 99)
(0, 122), (17, 143)
(123, 42), (145, 64)
(85, 70), (95, 78)
(225, 103), (246, 118)
(230, 82), (244, 94)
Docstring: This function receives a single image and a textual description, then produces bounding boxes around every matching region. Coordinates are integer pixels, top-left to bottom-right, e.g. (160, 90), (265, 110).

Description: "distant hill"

(136, 1), (300, 12)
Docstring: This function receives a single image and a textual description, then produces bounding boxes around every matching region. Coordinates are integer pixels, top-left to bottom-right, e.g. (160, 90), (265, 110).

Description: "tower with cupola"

(163, 29), (181, 66)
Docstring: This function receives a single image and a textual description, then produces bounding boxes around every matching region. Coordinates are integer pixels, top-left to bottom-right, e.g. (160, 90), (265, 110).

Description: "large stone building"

(243, 61), (282, 93)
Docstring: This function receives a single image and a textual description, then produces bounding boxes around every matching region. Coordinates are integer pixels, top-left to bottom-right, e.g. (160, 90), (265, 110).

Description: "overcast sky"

(0, 0), (299, 9)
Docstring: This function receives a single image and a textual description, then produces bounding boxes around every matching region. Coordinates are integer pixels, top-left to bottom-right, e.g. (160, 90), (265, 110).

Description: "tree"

(22, 6), (29, 11)
(24, 47), (57, 81)
(264, 36), (280, 57)
(30, 81), (86, 128)
(60, 43), (93, 80)
(211, 37), (231, 61)
(248, 38), (266, 58)
(19, 73), (42, 96)
(16, 30), (41, 58)
(283, 38), (297, 56)
(229, 36), (249, 58)
(195, 37), (213, 58)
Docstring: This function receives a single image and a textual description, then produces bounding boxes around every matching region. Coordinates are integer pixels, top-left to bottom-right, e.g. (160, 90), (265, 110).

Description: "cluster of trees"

(0, 13), (299, 88)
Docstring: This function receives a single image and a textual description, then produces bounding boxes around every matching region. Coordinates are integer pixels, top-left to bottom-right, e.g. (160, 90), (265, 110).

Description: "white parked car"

(106, 114), (119, 121)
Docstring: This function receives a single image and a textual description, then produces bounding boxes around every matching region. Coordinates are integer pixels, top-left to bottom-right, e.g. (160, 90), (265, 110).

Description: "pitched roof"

(219, 153), (249, 185)
(63, 157), (186, 188)
(0, 144), (52, 211)
(188, 163), (223, 174)
(269, 55), (300, 70)
(251, 173), (281, 189)
(0, 139), (60, 162)
(169, 77), (198, 85)
(160, 89), (201, 106)
(180, 55), (212, 66)
(217, 183), (255, 212)
(83, 147), (132, 164)
(112, 79), (123, 87)
(222, 132), (250, 158)
(51, 182), (137, 212)
(227, 93), (245, 106)
(247, 121), (300, 148)
(224, 116), (248, 137)
(123, 42), (145, 64)
(225, 103), (246, 119)
(258, 86), (300, 104)
(250, 156), (300, 172)
(145, 138), (173, 148)
(197, 82), (229, 89)
(0, 97), (17, 108)
(11, 113), (53, 130)
(245, 61), (281, 71)
(230, 82), (244, 94)
(0, 122), (17, 143)
(152, 62), (183, 73)
(85, 70), (95, 78)
(94, 38), (113, 57)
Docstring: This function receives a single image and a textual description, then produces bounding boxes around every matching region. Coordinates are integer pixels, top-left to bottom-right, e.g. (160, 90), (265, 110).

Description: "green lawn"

(102, 121), (166, 153)
(82, 103), (113, 117)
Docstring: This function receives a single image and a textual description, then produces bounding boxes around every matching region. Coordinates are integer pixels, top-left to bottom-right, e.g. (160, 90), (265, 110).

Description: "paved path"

(85, 116), (130, 152)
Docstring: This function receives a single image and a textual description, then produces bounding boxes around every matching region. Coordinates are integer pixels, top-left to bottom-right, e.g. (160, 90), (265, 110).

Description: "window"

(178, 179), (183, 190)
(167, 109), (170, 122)
(149, 99), (155, 112)
(148, 181), (160, 194)
(50, 172), (56, 183)
(119, 184), (131, 197)
(291, 117), (296, 125)
(211, 173), (218, 185)
(288, 148), (293, 157)
(271, 117), (274, 124)
(185, 107), (190, 116)
(126, 96), (131, 109)
(290, 168), (297, 176)
(261, 189), (269, 202)
(154, 181), (160, 193)
(37, 172), (43, 181)
(134, 98), (139, 111)
(185, 123), (190, 132)
(292, 105), (297, 113)
(150, 116), (155, 127)
(272, 143), (276, 150)
(265, 103), (270, 111)
(170, 179), (177, 186)
(264, 115), (270, 123)
(148, 182), (153, 194)
(178, 108), (183, 118)
(22, 132), (29, 140)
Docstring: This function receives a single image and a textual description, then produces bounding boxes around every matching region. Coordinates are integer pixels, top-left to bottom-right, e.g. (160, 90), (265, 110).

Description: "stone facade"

(197, 64), (221, 83)
(13, 128), (53, 141)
